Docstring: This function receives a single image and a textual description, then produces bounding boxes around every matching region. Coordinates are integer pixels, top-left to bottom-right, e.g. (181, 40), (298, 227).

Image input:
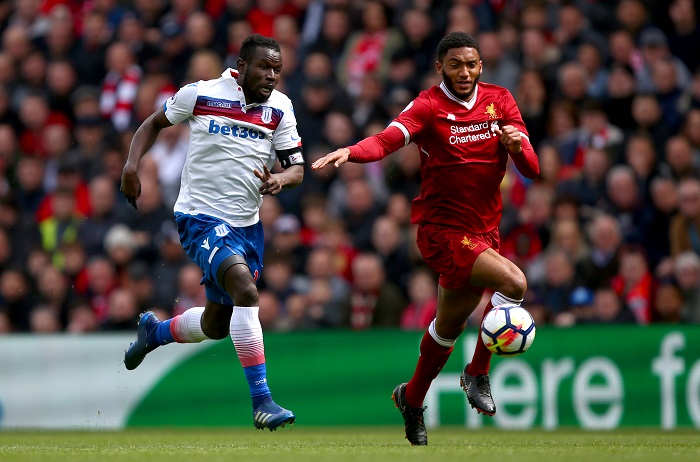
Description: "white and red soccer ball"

(480, 303), (536, 356)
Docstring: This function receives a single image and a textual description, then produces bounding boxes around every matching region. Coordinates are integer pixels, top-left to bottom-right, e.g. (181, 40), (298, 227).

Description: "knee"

(201, 318), (229, 340)
(231, 282), (259, 307)
(499, 267), (527, 300)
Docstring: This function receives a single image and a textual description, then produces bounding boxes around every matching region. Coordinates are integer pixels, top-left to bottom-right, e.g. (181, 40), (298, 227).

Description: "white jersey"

(164, 68), (302, 227)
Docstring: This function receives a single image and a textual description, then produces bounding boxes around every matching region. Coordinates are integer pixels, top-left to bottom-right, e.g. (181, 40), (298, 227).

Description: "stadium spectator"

(370, 215), (411, 292)
(578, 214), (623, 290)
(674, 251), (700, 323)
(602, 165), (653, 244)
(35, 264), (71, 327)
(514, 70), (547, 148)
(587, 286), (637, 324)
(646, 176), (679, 270)
(268, 214), (309, 274)
(172, 262), (207, 316)
(611, 245), (655, 324)
(84, 255), (118, 323)
(29, 305), (61, 333)
(151, 222), (188, 311)
(663, 135), (699, 180)
(37, 186), (83, 269)
(654, 279), (685, 323)
(336, 0), (403, 97)
(604, 64), (637, 132)
(100, 41), (142, 133)
(101, 287), (139, 331)
(341, 252), (406, 330)
(670, 177), (700, 256)
(400, 266), (438, 330)
(65, 300), (99, 333)
(77, 175), (120, 257)
(0, 268), (34, 331)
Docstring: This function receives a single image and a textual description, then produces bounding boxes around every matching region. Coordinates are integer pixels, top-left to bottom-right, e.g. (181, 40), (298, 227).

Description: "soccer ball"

(480, 303), (536, 356)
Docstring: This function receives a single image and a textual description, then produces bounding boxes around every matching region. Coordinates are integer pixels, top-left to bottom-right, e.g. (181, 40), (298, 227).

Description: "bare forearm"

(125, 120), (161, 169)
(279, 165), (304, 188)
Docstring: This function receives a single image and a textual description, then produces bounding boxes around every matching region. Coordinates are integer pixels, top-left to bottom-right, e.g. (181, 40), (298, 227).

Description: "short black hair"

(437, 32), (480, 62)
(240, 34), (281, 63)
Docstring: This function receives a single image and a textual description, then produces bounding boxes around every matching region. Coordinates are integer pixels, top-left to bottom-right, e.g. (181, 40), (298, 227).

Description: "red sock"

(467, 300), (494, 376)
(405, 330), (453, 407)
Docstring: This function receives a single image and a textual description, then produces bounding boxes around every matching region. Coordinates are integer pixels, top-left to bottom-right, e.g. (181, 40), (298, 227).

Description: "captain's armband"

(276, 147), (305, 169)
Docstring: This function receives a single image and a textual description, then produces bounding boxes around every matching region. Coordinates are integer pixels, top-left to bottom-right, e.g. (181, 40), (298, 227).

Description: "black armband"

(276, 147), (305, 169)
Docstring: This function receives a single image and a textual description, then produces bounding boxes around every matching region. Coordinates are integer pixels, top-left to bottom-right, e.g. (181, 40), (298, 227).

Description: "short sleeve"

(163, 82), (199, 124)
(272, 100), (302, 151)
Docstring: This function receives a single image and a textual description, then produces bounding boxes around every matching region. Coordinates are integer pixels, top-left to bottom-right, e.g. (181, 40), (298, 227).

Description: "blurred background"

(1, 0), (700, 431)
(0, 0), (698, 334)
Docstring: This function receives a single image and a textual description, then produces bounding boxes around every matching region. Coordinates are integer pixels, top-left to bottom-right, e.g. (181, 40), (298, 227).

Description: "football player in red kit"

(312, 32), (539, 445)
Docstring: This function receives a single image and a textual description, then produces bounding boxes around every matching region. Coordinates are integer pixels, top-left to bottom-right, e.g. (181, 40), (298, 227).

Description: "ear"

(435, 60), (442, 74)
(237, 57), (246, 73)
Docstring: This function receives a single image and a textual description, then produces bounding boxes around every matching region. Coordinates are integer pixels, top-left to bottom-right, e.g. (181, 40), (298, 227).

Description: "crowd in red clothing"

(0, 0), (699, 334)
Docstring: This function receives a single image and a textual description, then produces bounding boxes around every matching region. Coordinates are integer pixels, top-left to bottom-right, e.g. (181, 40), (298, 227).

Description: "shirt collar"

(440, 81), (479, 110)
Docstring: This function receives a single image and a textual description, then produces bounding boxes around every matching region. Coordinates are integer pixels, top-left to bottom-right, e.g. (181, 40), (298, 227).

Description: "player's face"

(437, 47), (482, 101)
(239, 47), (282, 104)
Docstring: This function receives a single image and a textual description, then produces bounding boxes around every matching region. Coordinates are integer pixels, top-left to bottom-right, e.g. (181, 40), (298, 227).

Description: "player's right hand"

(120, 167), (142, 209)
(311, 147), (351, 169)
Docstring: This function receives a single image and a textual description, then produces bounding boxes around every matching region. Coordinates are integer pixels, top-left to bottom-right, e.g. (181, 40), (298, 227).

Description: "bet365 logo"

(208, 120), (266, 140)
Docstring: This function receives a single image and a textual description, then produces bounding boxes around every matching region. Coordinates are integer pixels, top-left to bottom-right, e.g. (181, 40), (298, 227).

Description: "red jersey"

(349, 82), (538, 233)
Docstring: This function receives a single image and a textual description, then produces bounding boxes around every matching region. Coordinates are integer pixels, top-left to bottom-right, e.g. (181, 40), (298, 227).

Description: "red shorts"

(416, 223), (500, 291)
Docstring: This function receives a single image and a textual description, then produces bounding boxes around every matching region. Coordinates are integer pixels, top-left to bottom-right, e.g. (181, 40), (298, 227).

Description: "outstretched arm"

(311, 125), (406, 170)
(120, 107), (173, 208)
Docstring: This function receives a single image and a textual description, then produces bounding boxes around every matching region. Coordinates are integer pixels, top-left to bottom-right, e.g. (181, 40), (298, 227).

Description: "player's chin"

(258, 87), (273, 99)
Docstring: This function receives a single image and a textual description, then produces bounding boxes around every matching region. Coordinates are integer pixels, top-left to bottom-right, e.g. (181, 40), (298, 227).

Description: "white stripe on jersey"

(165, 69), (301, 227)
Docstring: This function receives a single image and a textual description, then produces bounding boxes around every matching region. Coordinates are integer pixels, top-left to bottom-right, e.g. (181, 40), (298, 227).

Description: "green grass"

(0, 427), (699, 462)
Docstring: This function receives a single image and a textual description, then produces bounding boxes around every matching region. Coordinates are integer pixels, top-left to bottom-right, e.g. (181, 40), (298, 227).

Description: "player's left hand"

(495, 125), (522, 154)
(254, 164), (283, 195)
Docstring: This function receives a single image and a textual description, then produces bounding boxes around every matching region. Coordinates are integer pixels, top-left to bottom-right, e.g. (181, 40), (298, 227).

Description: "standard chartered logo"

(449, 122), (495, 144)
(425, 331), (700, 429)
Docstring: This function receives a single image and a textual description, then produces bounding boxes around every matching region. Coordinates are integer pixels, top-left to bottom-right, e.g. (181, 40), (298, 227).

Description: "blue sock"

(152, 319), (175, 345)
(244, 363), (272, 407)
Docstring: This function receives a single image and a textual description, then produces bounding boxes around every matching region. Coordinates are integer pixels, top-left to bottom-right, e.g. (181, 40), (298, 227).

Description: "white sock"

(172, 307), (210, 343)
(428, 319), (457, 347)
(230, 306), (265, 367)
(491, 292), (523, 307)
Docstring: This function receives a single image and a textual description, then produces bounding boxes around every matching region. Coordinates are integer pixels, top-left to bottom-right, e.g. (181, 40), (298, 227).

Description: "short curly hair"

(239, 34), (281, 63)
(437, 32), (480, 62)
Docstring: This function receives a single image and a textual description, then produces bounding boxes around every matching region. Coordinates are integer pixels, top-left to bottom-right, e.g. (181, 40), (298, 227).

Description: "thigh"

(469, 248), (524, 294)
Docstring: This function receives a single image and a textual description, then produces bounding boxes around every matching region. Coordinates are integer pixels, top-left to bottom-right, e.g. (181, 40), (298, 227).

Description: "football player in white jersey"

(120, 34), (303, 431)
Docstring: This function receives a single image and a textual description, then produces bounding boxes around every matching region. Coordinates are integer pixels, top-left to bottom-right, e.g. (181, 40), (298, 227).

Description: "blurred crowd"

(0, 0), (699, 334)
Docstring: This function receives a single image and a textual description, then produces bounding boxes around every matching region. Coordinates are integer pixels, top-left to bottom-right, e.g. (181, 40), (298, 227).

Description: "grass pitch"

(1, 427), (699, 462)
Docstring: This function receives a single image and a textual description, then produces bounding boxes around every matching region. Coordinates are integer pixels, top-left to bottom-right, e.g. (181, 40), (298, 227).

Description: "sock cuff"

(230, 306), (260, 325)
(173, 307), (209, 343)
(491, 292), (523, 307)
(428, 319), (457, 347)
